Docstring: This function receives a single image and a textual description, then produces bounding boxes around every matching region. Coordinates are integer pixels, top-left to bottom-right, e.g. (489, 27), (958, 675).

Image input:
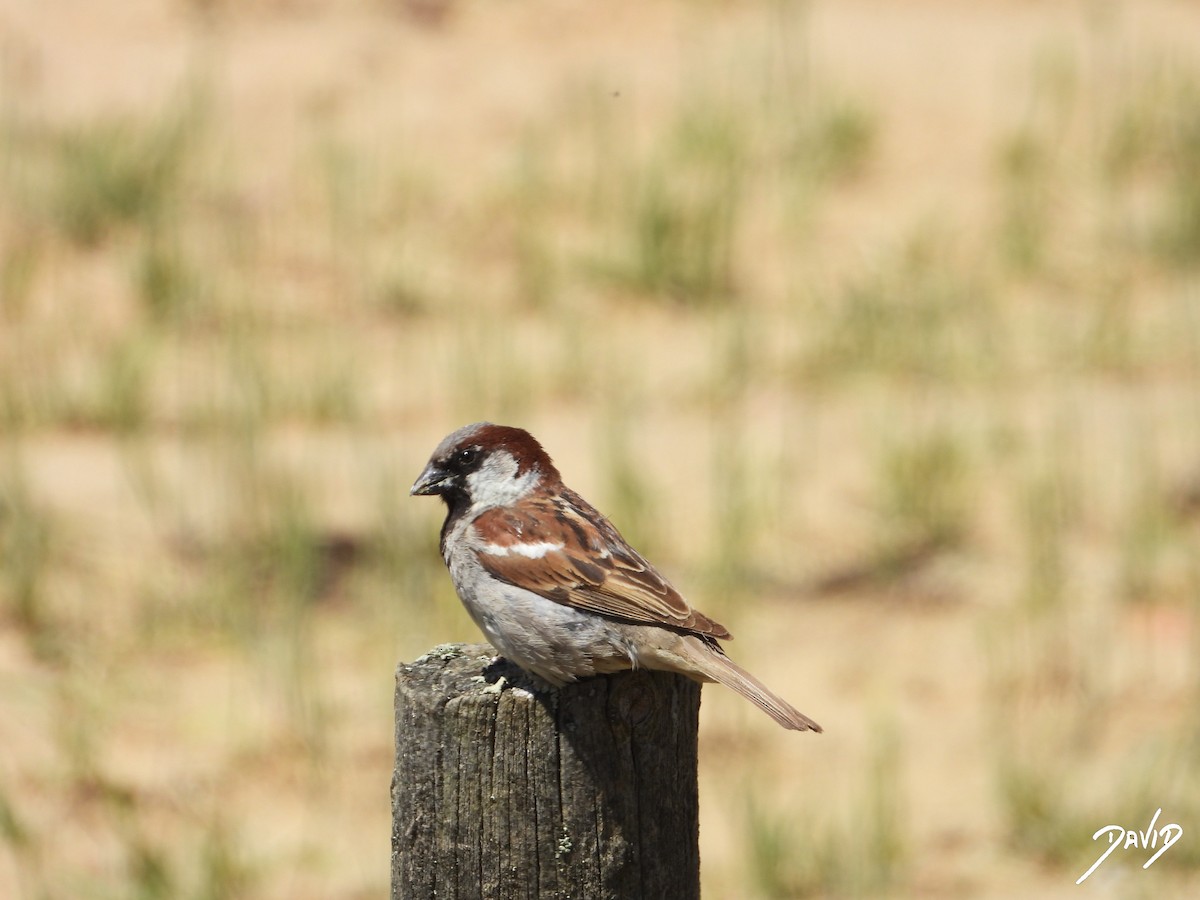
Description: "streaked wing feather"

(472, 494), (731, 640)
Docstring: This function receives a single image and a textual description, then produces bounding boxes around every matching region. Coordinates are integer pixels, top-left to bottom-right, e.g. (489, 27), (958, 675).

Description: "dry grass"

(1, 0), (1200, 897)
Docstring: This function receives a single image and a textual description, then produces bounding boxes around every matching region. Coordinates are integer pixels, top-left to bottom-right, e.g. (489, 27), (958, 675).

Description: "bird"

(410, 422), (822, 732)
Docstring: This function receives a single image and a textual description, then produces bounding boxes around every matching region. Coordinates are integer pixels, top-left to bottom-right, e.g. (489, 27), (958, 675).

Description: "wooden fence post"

(391, 643), (701, 900)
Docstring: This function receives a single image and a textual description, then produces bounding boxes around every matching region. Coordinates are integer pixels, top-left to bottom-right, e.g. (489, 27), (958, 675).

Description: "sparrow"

(410, 422), (822, 732)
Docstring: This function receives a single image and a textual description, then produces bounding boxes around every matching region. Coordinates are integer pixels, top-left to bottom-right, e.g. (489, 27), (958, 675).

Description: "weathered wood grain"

(391, 644), (701, 900)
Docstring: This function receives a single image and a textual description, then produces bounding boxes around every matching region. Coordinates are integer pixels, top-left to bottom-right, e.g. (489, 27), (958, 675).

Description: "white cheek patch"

(482, 541), (564, 559)
(465, 452), (541, 510)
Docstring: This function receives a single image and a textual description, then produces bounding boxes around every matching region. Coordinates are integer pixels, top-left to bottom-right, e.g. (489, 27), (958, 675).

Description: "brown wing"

(471, 490), (732, 640)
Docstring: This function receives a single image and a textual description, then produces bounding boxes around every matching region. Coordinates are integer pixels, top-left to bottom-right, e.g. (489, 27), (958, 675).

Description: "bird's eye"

(456, 447), (479, 468)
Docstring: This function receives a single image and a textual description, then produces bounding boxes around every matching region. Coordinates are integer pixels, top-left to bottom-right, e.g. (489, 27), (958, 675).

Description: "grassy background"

(2, 0), (1199, 897)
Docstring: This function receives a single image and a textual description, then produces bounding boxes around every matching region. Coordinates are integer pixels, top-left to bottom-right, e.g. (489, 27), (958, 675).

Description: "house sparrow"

(410, 422), (822, 732)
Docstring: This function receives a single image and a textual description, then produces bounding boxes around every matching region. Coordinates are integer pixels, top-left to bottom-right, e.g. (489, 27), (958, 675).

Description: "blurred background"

(1, 0), (1199, 897)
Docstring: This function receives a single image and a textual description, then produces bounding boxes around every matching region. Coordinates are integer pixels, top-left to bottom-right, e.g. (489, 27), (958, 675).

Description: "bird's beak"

(410, 462), (450, 496)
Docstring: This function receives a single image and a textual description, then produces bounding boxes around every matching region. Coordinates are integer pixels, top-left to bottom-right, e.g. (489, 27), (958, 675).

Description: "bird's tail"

(680, 638), (823, 733)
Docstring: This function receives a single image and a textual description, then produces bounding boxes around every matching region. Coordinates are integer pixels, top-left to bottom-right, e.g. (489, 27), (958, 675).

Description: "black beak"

(410, 462), (451, 496)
